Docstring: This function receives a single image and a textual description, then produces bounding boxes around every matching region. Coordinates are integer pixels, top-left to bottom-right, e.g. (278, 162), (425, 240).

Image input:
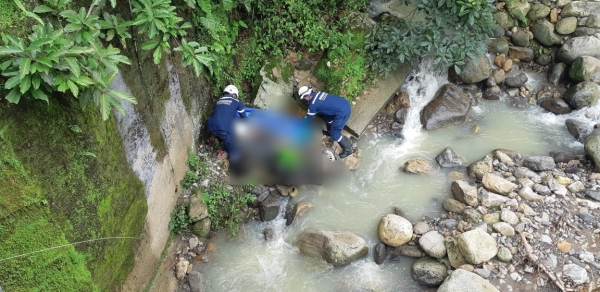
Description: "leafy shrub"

(202, 184), (255, 236)
(186, 148), (200, 170)
(168, 205), (192, 234)
(181, 170), (197, 188)
(366, 0), (496, 77)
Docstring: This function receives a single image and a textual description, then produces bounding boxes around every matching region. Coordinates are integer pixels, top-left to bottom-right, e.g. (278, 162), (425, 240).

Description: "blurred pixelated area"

(230, 110), (325, 185)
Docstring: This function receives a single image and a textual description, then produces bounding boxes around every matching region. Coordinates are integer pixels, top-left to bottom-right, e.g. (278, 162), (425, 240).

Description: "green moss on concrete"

(0, 96), (147, 292)
(263, 57), (294, 83)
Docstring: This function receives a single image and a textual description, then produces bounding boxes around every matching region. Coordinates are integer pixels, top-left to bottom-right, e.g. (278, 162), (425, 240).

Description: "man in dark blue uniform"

(298, 85), (354, 158)
(207, 85), (246, 160)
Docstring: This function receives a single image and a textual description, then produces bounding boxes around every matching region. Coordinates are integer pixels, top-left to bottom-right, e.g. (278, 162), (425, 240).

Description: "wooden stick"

(519, 232), (567, 292)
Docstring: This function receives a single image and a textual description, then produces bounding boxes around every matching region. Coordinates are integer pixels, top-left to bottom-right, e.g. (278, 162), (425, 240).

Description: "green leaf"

(198, 0), (211, 14)
(0, 59), (12, 71)
(153, 47), (162, 64)
(32, 74), (41, 90)
(64, 57), (81, 78)
(0, 47), (23, 56)
(14, 0), (44, 25)
(99, 92), (111, 121)
(31, 89), (49, 103)
(4, 75), (20, 89)
(5, 88), (21, 103)
(237, 20), (248, 28)
(110, 0), (116, 8)
(141, 40), (160, 50)
(19, 75), (31, 94)
(108, 89), (137, 104)
(33, 5), (55, 14)
(67, 79), (79, 97)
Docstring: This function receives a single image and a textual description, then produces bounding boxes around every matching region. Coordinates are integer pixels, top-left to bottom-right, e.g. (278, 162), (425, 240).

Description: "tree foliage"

(366, 0), (496, 77)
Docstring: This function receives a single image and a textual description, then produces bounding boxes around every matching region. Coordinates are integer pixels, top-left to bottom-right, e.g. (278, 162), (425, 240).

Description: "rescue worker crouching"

(207, 85), (246, 163)
(298, 85), (354, 158)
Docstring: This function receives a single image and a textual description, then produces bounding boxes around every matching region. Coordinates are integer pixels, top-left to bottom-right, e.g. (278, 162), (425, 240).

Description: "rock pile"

(373, 148), (600, 291)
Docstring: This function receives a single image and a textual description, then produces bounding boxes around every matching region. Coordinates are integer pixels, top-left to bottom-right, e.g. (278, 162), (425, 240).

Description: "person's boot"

(338, 136), (353, 158)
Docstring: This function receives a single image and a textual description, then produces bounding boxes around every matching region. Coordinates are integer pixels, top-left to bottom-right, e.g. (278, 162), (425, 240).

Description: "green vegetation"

(168, 205), (191, 234)
(202, 184), (255, 236)
(0, 97), (147, 291)
(315, 31), (373, 100)
(366, 0), (496, 76)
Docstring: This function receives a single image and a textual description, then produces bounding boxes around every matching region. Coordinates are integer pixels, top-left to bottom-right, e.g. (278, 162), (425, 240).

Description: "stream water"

(196, 59), (600, 291)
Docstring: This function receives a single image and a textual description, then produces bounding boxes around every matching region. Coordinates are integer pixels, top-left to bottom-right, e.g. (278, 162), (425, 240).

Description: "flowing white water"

(198, 60), (600, 292)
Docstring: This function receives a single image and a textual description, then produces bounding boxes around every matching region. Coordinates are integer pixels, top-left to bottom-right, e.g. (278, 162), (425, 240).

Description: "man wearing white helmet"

(207, 85), (246, 160)
(298, 85), (353, 158)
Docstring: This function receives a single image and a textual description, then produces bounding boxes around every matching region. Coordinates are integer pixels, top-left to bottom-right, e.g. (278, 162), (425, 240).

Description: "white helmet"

(223, 85), (239, 97)
(298, 85), (312, 99)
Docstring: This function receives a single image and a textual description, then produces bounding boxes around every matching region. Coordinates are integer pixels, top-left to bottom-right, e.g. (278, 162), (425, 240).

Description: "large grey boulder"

(557, 36), (600, 63)
(511, 31), (530, 47)
(295, 230), (368, 267)
(468, 155), (493, 179)
(436, 147), (466, 168)
(438, 269), (499, 292)
(573, 27), (600, 37)
(561, 1), (600, 17)
(191, 218), (211, 237)
(585, 128), (600, 172)
(451, 180), (479, 207)
(188, 195), (209, 222)
(188, 271), (206, 292)
(523, 156), (556, 171)
(527, 4), (551, 22)
(531, 20), (562, 47)
(540, 98), (573, 114)
(482, 173), (516, 195)
(505, 69), (529, 88)
(566, 119), (593, 142)
(458, 228), (498, 264)
(569, 56), (600, 83)
(556, 17), (578, 35)
(456, 54), (492, 84)
(260, 195), (280, 221)
(377, 214), (413, 247)
(563, 81), (600, 110)
(253, 59), (294, 110)
(420, 84), (472, 130)
(411, 258), (448, 287)
(419, 231), (447, 258)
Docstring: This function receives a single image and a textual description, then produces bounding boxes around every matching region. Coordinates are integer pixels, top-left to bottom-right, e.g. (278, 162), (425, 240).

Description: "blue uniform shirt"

(305, 91), (351, 118)
(207, 94), (245, 133)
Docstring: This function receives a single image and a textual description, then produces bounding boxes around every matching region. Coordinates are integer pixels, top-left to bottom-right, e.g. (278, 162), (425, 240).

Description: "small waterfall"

(112, 72), (158, 198)
(356, 59), (448, 188)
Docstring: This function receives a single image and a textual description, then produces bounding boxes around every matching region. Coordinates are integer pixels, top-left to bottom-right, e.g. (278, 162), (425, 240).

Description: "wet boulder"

(389, 245), (426, 260)
(188, 270), (206, 292)
(467, 155), (493, 180)
(443, 198), (466, 214)
(483, 85), (502, 100)
(505, 69), (529, 88)
(585, 128), (600, 172)
(420, 84), (472, 130)
(563, 81), (600, 110)
(566, 119), (593, 142)
(192, 218), (211, 238)
(436, 147), (466, 168)
(557, 36), (600, 63)
(295, 230), (368, 267)
(540, 98), (573, 114)
(457, 228), (498, 264)
(548, 63), (567, 85)
(455, 54), (492, 84)
(377, 214), (413, 247)
(531, 20), (562, 47)
(569, 56), (600, 83)
(402, 158), (432, 174)
(411, 258), (448, 287)
(451, 180), (479, 207)
(373, 242), (388, 265)
(285, 201), (313, 226)
(523, 156), (556, 171)
(260, 195), (280, 221)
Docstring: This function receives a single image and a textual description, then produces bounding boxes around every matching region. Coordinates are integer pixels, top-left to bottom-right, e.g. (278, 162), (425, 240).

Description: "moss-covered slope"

(0, 96), (147, 292)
